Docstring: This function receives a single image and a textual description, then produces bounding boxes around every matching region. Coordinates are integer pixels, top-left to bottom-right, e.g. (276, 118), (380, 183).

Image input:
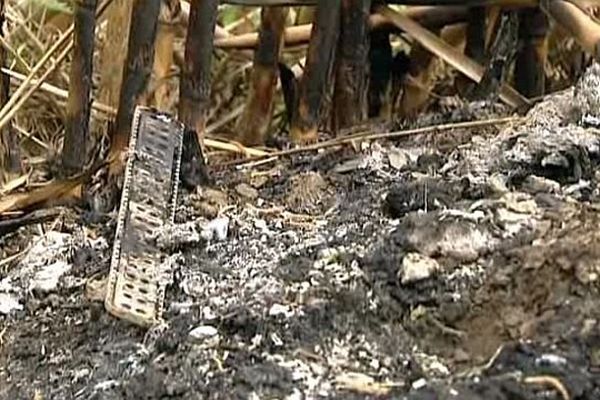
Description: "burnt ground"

(3, 67), (600, 399)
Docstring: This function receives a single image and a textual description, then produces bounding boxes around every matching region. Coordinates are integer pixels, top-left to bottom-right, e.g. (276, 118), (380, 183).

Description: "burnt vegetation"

(2, 0), (600, 399)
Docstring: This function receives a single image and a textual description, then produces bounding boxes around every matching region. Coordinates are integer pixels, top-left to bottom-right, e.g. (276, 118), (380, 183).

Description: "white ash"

(574, 62), (600, 125)
(201, 217), (229, 241)
(28, 260), (72, 293)
(0, 292), (22, 315)
(154, 221), (201, 249)
(1, 231), (76, 302)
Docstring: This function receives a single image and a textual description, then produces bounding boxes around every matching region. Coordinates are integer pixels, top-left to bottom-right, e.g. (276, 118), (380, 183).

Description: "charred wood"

(367, 29), (393, 118)
(236, 6), (288, 146)
(515, 8), (548, 98)
(178, 0), (219, 188)
(62, 0), (98, 174)
(332, 0), (371, 132)
(290, 0), (342, 143)
(110, 0), (161, 162)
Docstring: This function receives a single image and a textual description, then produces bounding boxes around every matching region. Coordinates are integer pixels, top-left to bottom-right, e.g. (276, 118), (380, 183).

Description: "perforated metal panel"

(105, 106), (184, 327)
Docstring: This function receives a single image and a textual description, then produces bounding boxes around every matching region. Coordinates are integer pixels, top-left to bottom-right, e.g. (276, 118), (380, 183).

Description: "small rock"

(388, 148), (410, 170)
(235, 183), (259, 200)
(189, 325), (218, 341)
(399, 253), (440, 284)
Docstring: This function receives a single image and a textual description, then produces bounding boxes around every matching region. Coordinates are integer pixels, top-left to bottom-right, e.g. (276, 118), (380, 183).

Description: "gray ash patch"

(4, 77), (600, 399)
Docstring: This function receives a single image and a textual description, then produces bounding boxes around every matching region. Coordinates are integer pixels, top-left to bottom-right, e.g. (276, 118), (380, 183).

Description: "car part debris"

(105, 106), (184, 327)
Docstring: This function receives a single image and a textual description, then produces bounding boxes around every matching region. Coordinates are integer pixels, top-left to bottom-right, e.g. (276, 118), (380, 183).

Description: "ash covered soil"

(4, 67), (600, 399)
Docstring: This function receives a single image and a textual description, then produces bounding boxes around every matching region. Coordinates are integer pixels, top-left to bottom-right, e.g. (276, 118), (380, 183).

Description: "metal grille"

(105, 106), (184, 327)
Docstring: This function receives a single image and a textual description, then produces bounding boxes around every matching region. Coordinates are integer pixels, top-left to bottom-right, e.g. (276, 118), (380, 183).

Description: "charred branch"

(178, 0), (219, 188)
(332, 0), (371, 132)
(455, 7), (486, 98)
(290, 0), (342, 143)
(110, 0), (161, 160)
(470, 10), (520, 103)
(515, 8), (548, 98)
(367, 29), (393, 118)
(61, 0), (98, 174)
(236, 6), (288, 146)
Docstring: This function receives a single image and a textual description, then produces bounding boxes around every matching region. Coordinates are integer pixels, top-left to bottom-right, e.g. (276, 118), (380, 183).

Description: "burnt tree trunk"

(178, 0), (219, 188)
(290, 0), (341, 143)
(236, 6), (288, 146)
(0, 0), (22, 182)
(61, 0), (98, 173)
(110, 0), (161, 163)
(332, 0), (371, 133)
(515, 8), (548, 98)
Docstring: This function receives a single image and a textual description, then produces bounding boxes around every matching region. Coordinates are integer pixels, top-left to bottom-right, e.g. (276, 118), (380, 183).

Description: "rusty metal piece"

(105, 106), (184, 327)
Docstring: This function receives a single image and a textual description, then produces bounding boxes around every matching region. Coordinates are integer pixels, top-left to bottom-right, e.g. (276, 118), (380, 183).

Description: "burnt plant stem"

(465, 7), (486, 62)
(515, 7), (548, 97)
(178, 0), (219, 188)
(333, 0), (371, 132)
(236, 6), (288, 146)
(367, 29), (392, 118)
(110, 0), (161, 159)
(62, 0), (98, 173)
(456, 7), (486, 98)
(290, 0), (342, 143)
(0, 0), (21, 181)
